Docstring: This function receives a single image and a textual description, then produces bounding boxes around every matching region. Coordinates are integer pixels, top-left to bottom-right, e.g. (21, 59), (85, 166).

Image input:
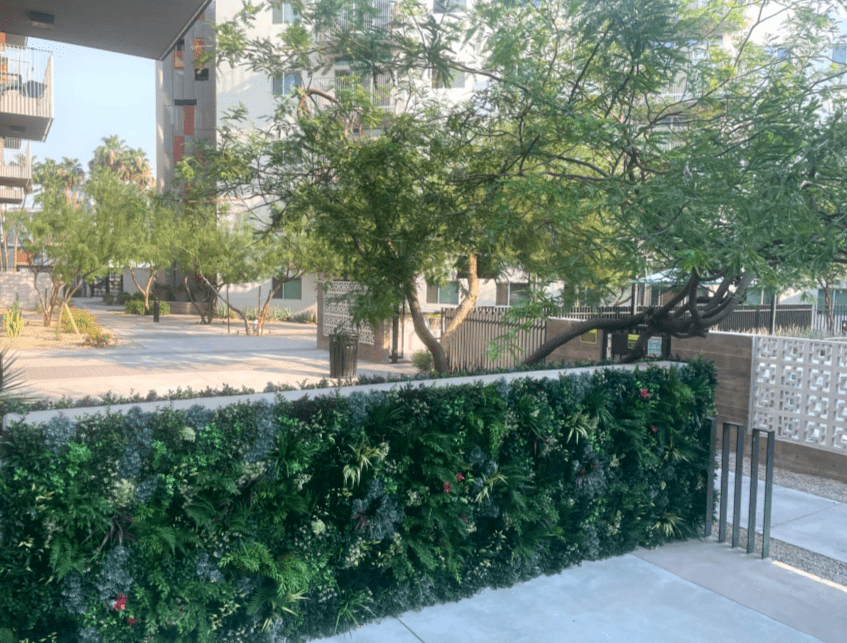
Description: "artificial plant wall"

(0, 361), (716, 643)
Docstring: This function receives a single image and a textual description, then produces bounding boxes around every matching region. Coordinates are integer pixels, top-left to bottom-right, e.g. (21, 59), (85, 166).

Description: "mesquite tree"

(204, 0), (847, 367)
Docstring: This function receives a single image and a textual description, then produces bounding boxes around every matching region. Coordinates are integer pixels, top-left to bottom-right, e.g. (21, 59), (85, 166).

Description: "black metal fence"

(88, 273), (124, 298)
(561, 303), (847, 335)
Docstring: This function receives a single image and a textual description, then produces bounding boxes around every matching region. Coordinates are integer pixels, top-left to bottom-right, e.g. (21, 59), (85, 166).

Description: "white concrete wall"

(0, 271), (52, 310)
(217, 273), (318, 316)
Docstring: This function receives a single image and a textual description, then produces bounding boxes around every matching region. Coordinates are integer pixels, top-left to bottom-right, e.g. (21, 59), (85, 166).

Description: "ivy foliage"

(0, 361), (716, 642)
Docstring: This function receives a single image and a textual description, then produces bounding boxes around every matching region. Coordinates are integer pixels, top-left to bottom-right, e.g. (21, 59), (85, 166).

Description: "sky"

(28, 38), (157, 180)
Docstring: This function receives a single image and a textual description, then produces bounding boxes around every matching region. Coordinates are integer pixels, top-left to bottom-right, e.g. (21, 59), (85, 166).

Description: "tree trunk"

(256, 279), (286, 335)
(442, 254), (480, 344)
(403, 255), (480, 374)
(404, 279), (449, 373)
(184, 275), (215, 324)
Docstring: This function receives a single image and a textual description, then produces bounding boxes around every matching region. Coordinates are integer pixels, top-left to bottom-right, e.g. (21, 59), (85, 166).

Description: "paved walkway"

(9, 300), (847, 642)
(13, 299), (417, 400)
(312, 476), (847, 643)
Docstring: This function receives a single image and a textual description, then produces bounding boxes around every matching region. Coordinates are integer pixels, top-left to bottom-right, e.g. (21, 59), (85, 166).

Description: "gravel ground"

(711, 451), (847, 587)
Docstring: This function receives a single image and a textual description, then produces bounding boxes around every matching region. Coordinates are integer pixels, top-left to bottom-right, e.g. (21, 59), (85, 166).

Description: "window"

(194, 38), (209, 81)
(426, 281), (460, 305)
(174, 39), (184, 70)
(834, 43), (847, 65)
(433, 0), (467, 13)
(744, 288), (775, 306)
(433, 70), (466, 90)
(272, 2), (298, 24)
(817, 288), (847, 310)
(273, 71), (302, 95)
(273, 277), (302, 300)
(496, 282), (530, 306)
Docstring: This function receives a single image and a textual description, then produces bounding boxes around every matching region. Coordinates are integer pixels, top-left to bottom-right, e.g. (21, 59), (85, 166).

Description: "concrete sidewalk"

(310, 478), (847, 643)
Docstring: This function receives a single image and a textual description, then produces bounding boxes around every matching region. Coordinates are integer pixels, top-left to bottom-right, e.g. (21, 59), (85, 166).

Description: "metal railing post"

(732, 423), (745, 548)
(705, 417), (717, 538)
(747, 430), (761, 554)
(762, 430), (775, 559)
(719, 422), (731, 543)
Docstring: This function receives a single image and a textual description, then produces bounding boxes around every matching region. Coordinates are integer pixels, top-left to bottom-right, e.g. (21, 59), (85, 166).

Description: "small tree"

(27, 162), (111, 324)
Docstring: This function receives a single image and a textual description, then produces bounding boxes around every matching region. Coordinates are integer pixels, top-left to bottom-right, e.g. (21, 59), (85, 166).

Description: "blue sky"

(29, 38), (157, 180)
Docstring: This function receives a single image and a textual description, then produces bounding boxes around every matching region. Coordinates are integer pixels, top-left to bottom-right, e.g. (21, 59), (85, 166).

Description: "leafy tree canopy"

(200, 0), (847, 366)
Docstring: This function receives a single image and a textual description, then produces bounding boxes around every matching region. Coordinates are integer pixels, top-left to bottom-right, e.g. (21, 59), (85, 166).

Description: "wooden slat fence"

(442, 306), (545, 372)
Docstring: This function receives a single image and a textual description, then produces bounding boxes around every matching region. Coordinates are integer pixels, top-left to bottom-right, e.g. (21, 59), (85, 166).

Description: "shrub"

(125, 300), (170, 316)
(268, 307), (292, 321)
(58, 308), (115, 348)
(83, 329), (113, 347)
(291, 309), (317, 324)
(102, 293), (115, 305)
(115, 292), (133, 305)
(4, 301), (23, 338)
(0, 361), (716, 643)
(124, 299), (145, 315)
(412, 350), (432, 372)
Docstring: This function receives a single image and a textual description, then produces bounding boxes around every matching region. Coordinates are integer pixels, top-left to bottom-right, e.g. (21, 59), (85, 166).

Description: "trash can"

(329, 332), (359, 379)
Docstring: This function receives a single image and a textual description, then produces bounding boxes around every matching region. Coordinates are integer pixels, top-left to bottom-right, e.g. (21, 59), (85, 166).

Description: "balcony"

(310, 72), (392, 109)
(0, 44), (53, 142)
(0, 185), (25, 205)
(0, 139), (30, 190)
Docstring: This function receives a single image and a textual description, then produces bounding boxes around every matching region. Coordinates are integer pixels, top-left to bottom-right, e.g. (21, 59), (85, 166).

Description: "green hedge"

(0, 361), (716, 643)
(125, 299), (170, 316)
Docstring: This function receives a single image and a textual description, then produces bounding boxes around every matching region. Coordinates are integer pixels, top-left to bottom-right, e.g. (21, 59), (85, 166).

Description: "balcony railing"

(333, 0), (396, 30)
(0, 185), (25, 205)
(0, 44), (53, 142)
(0, 139), (30, 190)
(310, 72), (393, 109)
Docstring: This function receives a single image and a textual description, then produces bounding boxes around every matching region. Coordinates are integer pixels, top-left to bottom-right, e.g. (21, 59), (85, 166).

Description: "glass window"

(194, 38), (209, 81)
(817, 288), (847, 309)
(433, 0), (467, 13)
(174, 39), (184, 70)
(433, 70), (466, 89)
(426, 281), (459, 305)
(496, 282), (530, 306)
(273, 277), (302, 300)
(273, 2), (298, 24)
(273, 72), (302, 95)
(284, 72), (302, 94)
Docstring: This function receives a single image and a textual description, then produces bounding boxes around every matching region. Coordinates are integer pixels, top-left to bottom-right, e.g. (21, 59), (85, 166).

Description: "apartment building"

(155, 0), (545, 318)
(0, 1), (211, 209)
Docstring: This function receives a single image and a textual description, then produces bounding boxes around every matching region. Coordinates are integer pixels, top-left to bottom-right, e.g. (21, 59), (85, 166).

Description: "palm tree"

(90, 136), (152, 188)
(58, 157), (85, 205)
(90, 135), (128, 174)
(120, 147), (153, 188)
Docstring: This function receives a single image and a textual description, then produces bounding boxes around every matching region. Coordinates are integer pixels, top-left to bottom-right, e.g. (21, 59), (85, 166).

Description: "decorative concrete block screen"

(322, 280), (375, 345)
(750, 336), (847, 453)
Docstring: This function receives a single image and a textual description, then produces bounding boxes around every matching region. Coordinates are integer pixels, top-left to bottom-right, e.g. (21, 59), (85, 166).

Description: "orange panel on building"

(173, 135), (185, 164)
(193, 38), (205, 69)
(184, 105), (195, 136)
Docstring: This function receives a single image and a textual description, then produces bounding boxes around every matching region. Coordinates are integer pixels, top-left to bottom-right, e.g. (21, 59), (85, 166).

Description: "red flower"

(651, 425), (658, 433)
(455, 473), (465, 482)
(443, 481), (452, 493)
(460, 514), (468, 523)
(127, 618), (138, 625)
(113, 594), (127, 611)
(640, 389), (651, 399)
